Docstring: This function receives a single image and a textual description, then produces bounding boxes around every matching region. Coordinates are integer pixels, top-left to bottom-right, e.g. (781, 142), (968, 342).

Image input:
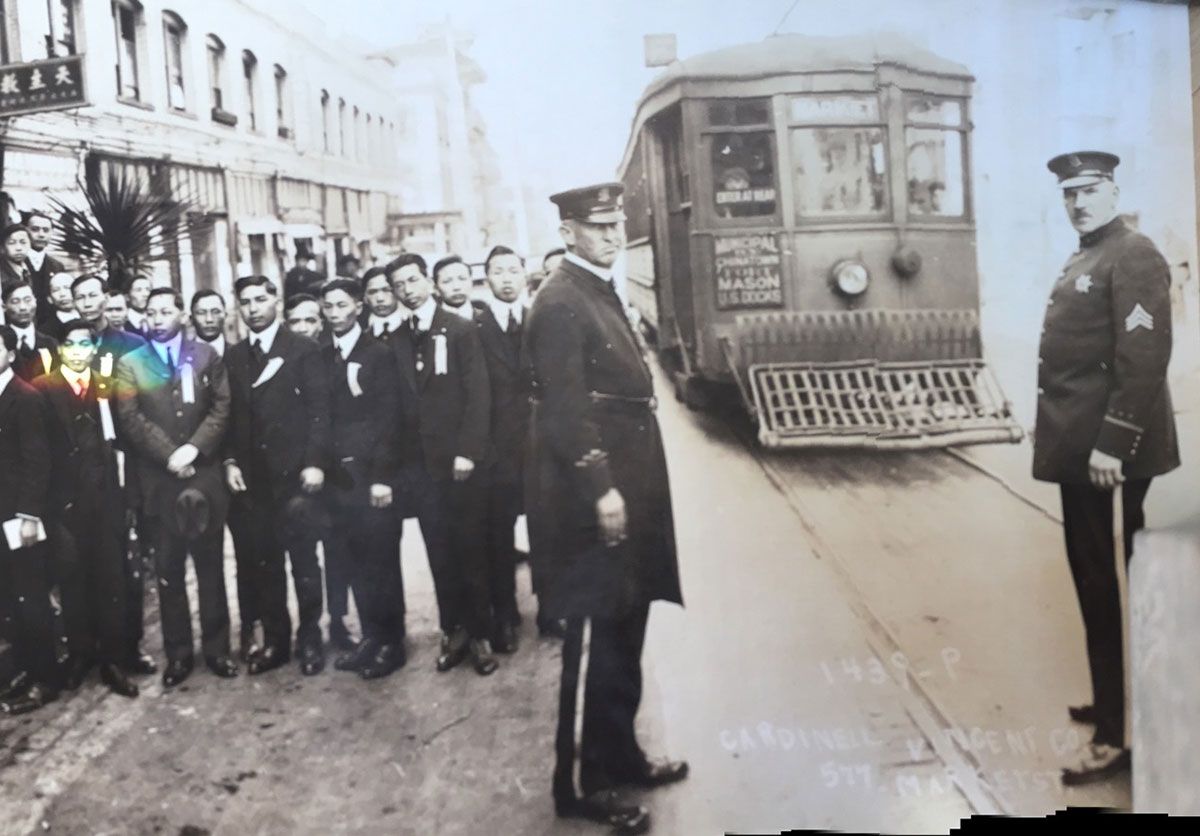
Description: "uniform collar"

(1079, 216), (1125, 249)
(409, 296), (439, 331)
(441, 300), (475, 321)
(10, 322), (36, 346)
(150, 332), (183, 367)
(56, 308), (76, 323)
(488, 296), (522, 326)
(370, 308), (407, 336)
(564, 250), (613, 283)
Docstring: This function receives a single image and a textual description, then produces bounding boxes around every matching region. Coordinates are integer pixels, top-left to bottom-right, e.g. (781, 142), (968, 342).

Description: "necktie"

(73, 378), (85, 399)
(18, 334), (29, 352)
(250, 340), (266, 375)
(409, 315), (421, 344)
(165, 346), (176, 378)
(380, 322), (391, 337)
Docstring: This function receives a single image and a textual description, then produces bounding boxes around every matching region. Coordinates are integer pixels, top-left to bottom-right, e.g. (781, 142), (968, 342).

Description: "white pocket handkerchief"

(252, 356), (285, 388)
(347, 362), (364, 397)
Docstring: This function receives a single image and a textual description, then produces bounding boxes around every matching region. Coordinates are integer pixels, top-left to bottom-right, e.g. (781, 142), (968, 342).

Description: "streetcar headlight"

(831, 260), (869, 297)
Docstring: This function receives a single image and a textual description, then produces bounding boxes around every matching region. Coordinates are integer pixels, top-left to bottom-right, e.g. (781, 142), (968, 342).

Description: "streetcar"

(617, 33), (1023, 449)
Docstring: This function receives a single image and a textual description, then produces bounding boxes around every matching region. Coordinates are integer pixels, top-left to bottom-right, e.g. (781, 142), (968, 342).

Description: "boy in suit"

(2, 283), (58, 382)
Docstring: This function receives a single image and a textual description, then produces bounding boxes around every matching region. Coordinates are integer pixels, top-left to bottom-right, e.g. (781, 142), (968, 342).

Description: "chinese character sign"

(0, 55), (87, 118)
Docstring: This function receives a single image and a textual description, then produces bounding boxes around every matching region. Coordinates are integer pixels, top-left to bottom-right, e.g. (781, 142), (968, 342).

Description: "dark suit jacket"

(0, 259), (31, 294)
(474, 304), (529, 486)
(391, 306), (490, 480)
(26, 252), (65, 319)
(10, 329), (59, 382)
(32, 368), (123, 528)
(94, 325), (147, 376)
(323, 331), (403, 499)
(114, 337), (230, 521)
(226, 326), (331, 488)
(0, 372), (50, 522)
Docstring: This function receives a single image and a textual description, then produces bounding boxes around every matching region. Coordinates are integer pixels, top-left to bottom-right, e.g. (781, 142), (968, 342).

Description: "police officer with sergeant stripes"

(1035, 151), (1180, 785)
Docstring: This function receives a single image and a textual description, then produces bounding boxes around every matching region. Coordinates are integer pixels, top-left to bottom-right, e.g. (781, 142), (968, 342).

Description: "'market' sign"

(0, 55), (87, 118)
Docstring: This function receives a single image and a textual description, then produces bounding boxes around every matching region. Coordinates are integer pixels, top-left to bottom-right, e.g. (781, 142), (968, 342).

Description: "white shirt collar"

(333, 322), (363, 358)
(0, 367), (13, 395)
(150, 332), (183, 367)
(409, 296), (439, 331)
(249, 318), (282, 354)
(56, 309), (76, 323)
(27, 250), (46, 271)
(488, 297), (522, 327)
(442, 300), (475, 321)
(11, 323), (36, 346)
(60, 365), (91, 391)
(126, 308), (145, 327)
(369, 308), (406, 336)
(564, 251), (613, 283)
(202, 333), (226, 357)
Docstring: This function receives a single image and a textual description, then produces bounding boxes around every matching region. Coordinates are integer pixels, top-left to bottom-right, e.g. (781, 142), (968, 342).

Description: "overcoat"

(1033, 217), (1179, 483)
(523, 258), (682, 619)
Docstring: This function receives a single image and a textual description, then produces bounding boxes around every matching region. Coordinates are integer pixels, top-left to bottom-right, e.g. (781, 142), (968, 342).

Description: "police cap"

(549, 182), (627, 224)
(1047, 151), (1120, 189)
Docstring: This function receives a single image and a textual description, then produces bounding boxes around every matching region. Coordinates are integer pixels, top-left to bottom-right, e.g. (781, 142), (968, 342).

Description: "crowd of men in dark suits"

(1, 207), (573, 716)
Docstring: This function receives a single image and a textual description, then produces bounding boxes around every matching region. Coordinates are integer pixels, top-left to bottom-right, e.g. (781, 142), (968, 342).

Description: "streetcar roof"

(642, 33), (971, 99)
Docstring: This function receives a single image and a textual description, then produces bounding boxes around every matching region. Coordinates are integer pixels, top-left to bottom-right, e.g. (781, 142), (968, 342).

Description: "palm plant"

(48, 167), (194, 292)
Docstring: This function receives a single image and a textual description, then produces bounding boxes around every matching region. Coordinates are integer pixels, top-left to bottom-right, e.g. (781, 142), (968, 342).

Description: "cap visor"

(578, 210), (627, 224)
(1059, 174), (1107, 189)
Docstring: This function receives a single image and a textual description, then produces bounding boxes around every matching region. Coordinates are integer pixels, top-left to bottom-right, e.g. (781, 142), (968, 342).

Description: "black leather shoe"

(537, 616), (567, 640)
(0, 670), (31, 701)
(360, 643), (405, 680)
(493, 622), (519, 654)
(100, 663), (138, 698)
(205, 655), (239, 678)
(298, 643), (325, 676)
(63, 656), (94, 691)
(1062, 743), (1130, 786)
(0, 683), (59, 716)
(623, 758), (690, 788)
(334, 639), (377, 673)
(162, 657), (194, 688)
(329, 620), (359, 653)
(247, 644), (291, 675)
(239, 625), (262, 663)
(1069, 704), (1097, 724)
(555, 789), (651, 835)
(126, 646), (158, 675)
(436, 628), (469, 673)
(469, 639), (499, 676)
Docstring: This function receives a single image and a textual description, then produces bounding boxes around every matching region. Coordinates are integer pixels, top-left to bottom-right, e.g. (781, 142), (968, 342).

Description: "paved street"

(3, 359), (1192, 834)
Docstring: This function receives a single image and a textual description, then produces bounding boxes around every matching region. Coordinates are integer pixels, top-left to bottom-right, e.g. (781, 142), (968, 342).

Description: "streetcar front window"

(711, 131), (777, 218)
(790, 127), (889, 219)
(905, 95), (966, 218)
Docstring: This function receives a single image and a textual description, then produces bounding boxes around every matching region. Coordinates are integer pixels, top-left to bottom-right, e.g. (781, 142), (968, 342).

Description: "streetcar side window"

(905, 96), (966, 218)
(789, 127), (889, 218)
(711, 132), (777, 218)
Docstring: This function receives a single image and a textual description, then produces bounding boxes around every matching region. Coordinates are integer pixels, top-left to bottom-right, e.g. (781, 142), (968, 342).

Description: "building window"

(112, 0), (144, 101)
(207, 34), (235, 125)
(242, 50), (258, 132)
(162, 11), (187, 111)
(320, 90), (331, 152)
(49, 0), (78, 56)
(338, 98), (347, 157)
(274, 65), (290, 139)
(352, 106), (361, 161)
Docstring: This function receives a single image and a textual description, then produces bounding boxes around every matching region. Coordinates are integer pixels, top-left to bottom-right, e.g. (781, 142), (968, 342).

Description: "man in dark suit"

(115, 288), (237, 688)
(225, 276), (332, 676)
(125, 276), (152, 336)
(527, 183), (687, 834)
(286, 294), (324, 342)
(2, 283), (58, 382)
(0, 225), (33, 295)
(389, 254), (496, 676)
(23, 212), (65, 316)
(32, 320), (139, 699)
(191, 290), (230, 359)
(319, 279), (406, 679)
(40, 272), (79, 340)
(104, 289), (133, 332)
(474, 246), (531, 652)
(73, 274), (156, 675)
(1035, 152), (1181, 784)
(0, 325), (61, 715)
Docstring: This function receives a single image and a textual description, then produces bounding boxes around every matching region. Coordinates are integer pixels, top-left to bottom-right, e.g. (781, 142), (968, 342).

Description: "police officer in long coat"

(524, 182), (685, 835)
(1034, 151), (1180, 785)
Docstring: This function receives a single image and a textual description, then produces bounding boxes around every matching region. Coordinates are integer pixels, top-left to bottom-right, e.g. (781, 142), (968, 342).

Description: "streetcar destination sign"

(0, 55), (87, 118)
(714, 233), (784, 310)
